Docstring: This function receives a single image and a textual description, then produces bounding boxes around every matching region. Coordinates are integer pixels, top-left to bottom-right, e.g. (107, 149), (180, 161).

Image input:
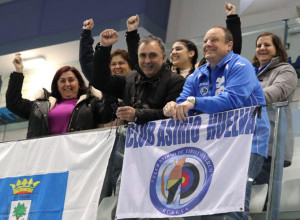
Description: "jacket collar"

(201, 51), (234, 77)
(209, 51), (234, 69)
(136, 63), (167, 83)
(34, 86), (103, 110)
(256, 57), (280, 76)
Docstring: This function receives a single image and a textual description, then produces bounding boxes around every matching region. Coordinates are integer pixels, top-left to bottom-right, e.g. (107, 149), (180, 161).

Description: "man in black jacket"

(92, 29), (185, 125)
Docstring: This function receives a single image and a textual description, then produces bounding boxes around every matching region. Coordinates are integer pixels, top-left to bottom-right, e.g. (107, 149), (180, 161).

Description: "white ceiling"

(240, 0), (300, 16)
(0, 28), (151, 76)
(0, 40), (81, 75)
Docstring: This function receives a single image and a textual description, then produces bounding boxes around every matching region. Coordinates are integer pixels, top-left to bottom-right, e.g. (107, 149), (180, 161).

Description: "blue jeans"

(186, 153), (264, 220)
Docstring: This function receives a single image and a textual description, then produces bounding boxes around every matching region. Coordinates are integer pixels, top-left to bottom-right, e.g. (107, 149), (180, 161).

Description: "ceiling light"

(23, 57), (47, 69)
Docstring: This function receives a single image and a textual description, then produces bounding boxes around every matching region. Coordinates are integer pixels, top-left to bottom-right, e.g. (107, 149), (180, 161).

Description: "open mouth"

(205, 48), (215, 52)
(143, 64), (153, 69)
(172, 56), (180, 61)
(114, 70), (123, 74)
(205, 50), (215, 56)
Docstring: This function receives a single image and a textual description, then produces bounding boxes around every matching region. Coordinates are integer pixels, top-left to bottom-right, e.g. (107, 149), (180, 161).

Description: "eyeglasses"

(110, 61), (127, 67)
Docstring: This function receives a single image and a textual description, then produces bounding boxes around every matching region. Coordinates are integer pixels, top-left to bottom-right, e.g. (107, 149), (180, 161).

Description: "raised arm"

(225, 2), (242, 54)
(126, 15), (140, 69)
(92, 29), (126, 99)
(79, 18), (95, 82)
(6, 53), (33, 119)
(13, 53), (23, 73)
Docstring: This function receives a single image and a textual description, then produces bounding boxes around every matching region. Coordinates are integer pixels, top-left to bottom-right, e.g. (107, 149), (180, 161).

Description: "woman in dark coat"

(6, 53), (105, 139)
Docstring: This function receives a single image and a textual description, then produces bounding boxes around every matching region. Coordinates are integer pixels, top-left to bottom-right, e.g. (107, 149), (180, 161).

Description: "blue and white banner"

(116, 107), (256, 219)
(0, 129), (115, 220)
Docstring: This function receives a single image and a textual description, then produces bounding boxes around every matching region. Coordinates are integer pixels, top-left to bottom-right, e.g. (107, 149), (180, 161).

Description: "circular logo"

(200, 86), (208, 96)
(150, 147), (214, 216)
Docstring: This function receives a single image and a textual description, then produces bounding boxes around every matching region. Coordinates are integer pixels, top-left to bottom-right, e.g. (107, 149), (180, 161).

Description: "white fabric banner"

(0, 129), (116, 220)
(117, 107), (256, 219)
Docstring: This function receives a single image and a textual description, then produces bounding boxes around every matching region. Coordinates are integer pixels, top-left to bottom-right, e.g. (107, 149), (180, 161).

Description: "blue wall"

(0, 0), (170, 55)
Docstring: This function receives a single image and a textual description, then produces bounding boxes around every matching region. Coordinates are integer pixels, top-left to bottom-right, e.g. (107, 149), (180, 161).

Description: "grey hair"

(138, 35), (166, 54)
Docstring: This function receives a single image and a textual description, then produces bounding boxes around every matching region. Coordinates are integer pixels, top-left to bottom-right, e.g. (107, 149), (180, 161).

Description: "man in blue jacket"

(163, 26), (270, 220)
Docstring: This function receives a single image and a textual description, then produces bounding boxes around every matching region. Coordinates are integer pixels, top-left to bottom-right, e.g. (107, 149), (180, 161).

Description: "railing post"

(283, 19), (289, 49)
(267, 101), (289, 220)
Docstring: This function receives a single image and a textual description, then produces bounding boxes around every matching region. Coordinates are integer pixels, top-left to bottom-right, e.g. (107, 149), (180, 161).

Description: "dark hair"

(173, 39), (198, 75)
(51, 66), (87, 101)
(252, 32), (288, 68)
(110, 49), (132, 69)
(138, 35), (166, 54)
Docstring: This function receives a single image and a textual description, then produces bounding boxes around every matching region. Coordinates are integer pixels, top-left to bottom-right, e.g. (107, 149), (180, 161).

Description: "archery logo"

(150, 147), (214, 216)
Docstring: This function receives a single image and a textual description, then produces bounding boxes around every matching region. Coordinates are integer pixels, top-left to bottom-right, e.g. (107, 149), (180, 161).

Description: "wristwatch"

(187, 96), (196, 107)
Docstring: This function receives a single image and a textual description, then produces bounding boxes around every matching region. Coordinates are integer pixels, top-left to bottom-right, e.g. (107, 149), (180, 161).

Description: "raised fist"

(225, 2), (236, 15)
(127, 14), (139, 32)
(12, 53), (24, 73)
(83, 18), (94, 30)
(100, 29), (119, 47)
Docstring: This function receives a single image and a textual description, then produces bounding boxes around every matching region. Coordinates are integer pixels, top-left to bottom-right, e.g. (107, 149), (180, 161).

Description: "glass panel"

(278, 101), (300, 218)
(165, 17), (300, 81)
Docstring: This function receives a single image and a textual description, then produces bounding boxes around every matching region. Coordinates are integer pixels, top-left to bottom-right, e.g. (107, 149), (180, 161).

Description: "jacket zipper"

(67, 108), (76, 132)
(209, 71), (212, 90)
(67, 100), (83, 131)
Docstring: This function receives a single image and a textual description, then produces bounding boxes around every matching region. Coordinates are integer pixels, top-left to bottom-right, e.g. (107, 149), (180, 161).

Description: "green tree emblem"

(13, 202), (27, 220)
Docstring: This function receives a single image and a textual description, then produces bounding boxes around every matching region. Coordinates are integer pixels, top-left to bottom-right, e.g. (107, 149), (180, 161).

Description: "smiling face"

(57, 71), (79, 99)
(255, 35), (277, 67)
(170, 41), (195, 70)
(110, 55), (131, 75)
(138, 41), (166, 78)
(202, 27), (233, 67)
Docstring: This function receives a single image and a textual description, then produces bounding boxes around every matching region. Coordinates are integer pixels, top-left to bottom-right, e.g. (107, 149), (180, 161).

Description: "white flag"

(0, 129), (115, 220)
(117, 107), (256, 219)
